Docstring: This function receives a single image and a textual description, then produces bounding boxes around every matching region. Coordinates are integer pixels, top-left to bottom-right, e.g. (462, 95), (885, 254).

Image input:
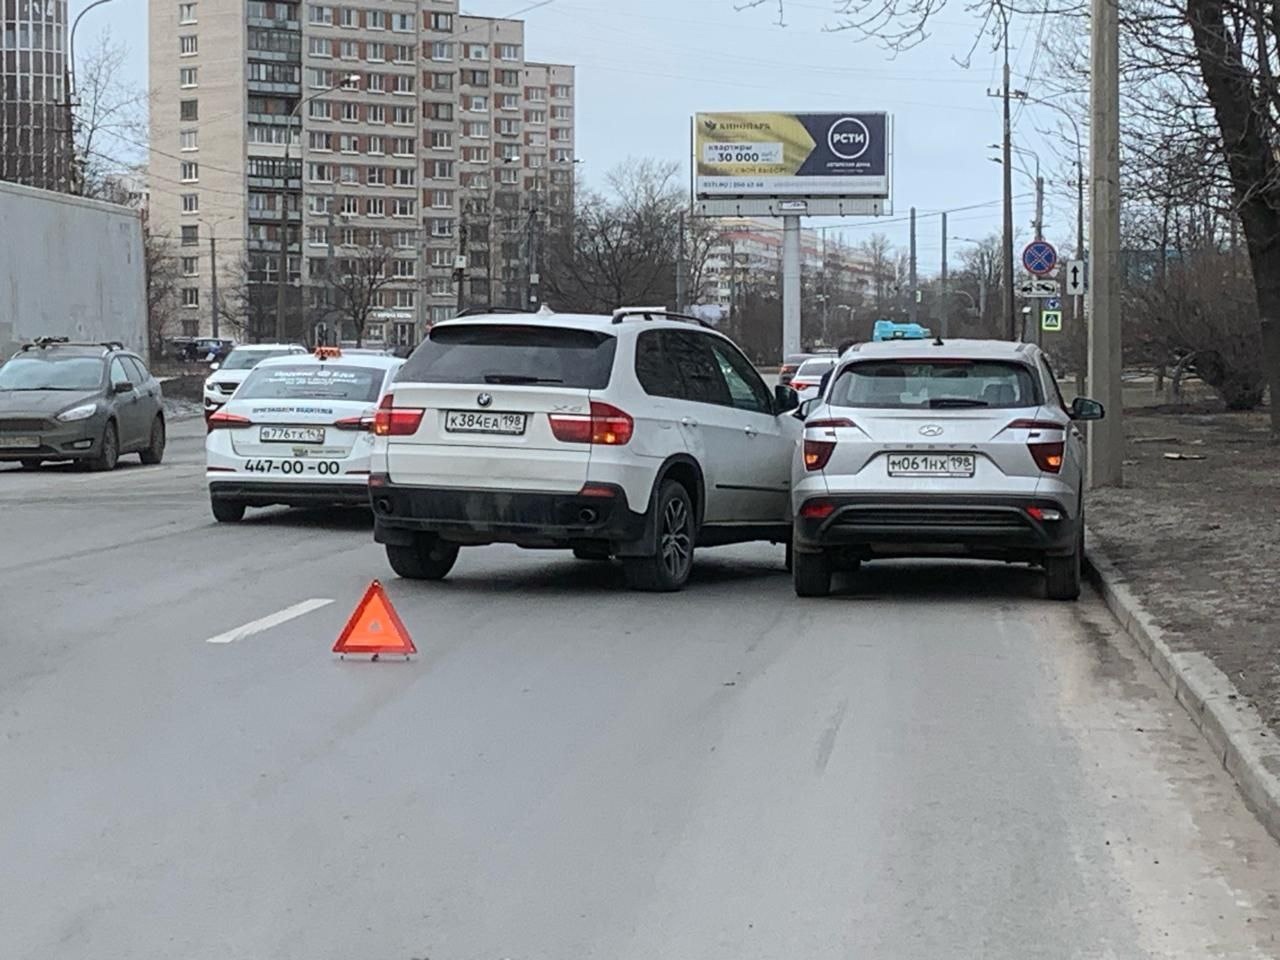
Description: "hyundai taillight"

(206, 410), (252, 432)
(1029, 440), (1065, 473)
(802, 418), (855, 471)
(373, 393), (425, 437)
(548, 401), (634, 445)
(799, 499), (836, 519)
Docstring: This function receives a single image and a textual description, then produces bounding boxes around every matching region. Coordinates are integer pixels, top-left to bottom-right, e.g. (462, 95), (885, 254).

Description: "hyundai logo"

(476, 393), (493, 408)
(919, 424), (944, 437)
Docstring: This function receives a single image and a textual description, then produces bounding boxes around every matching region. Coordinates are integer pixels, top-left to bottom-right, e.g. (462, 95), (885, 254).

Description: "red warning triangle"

(333, 580), (417, 656)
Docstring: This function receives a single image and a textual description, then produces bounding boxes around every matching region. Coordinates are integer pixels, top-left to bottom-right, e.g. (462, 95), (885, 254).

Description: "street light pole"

(275, 76), (358, 342)
(999, 3), (1016, 341)
(65, 0), (116, 194)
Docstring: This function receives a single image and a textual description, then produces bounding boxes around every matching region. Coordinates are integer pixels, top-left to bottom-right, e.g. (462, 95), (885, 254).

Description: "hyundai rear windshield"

(828, 359), (1041, 409)
(237, 365), (384, 402)
(399, 324), (617, 389)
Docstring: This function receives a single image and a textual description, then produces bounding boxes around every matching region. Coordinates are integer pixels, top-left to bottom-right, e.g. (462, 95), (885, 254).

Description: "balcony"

(247, 78), (301, 97)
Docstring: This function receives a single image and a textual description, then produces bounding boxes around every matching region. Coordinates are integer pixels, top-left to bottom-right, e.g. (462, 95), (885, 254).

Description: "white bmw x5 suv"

(368, 309), (803, 591)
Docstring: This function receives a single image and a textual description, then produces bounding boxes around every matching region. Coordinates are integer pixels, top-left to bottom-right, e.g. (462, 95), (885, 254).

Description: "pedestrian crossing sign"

(1041, 309), (1063, 332)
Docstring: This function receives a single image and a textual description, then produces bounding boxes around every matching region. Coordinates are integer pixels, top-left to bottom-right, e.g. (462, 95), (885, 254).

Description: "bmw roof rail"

(454, 306), (533, 317)
(610, 308), (712, 329)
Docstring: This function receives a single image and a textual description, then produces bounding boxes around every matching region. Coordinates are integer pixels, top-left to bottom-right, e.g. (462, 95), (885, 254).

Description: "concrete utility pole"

(675, 209), (687, 313)
(1088, 0), (1124, 487)
(1034, 176), (1045, 240)
(782, 215), (801, 357)
(940, 212), (948, 338)
(999, 5), (1016, 341)
(908, 206), (918, 324)
(209, 232), (220, 339)
(455, 220), (468, 316)
(728, 239), (738, 326)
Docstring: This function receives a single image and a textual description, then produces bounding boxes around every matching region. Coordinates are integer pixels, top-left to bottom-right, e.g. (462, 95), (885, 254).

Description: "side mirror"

(209, 361), (221, 371)
(1070, 396), (1105, 421)
(795, 397), (818, 420)
(113, 380), (134, 394)
(773, 383), (800, 414)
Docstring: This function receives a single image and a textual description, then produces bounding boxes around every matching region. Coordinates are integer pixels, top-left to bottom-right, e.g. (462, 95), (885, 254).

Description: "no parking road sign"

(1022, 240), (1058, 277)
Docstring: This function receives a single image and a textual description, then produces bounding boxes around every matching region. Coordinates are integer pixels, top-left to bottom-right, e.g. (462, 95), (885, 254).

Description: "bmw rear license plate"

(888, 453), (976, 478)
(260, 426), (325, 444)
(445, 411), (527, 435)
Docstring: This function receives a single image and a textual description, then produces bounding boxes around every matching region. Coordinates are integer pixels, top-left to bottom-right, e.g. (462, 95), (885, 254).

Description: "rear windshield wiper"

(483, 374), (564, 384)
(927, 397), (990, 408)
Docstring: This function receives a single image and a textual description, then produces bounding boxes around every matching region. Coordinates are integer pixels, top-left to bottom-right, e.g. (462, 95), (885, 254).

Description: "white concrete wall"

(0, 182), (148, 359)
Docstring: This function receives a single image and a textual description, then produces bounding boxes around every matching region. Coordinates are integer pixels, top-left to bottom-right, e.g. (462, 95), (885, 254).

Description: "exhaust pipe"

(374, 497), (394, 515)
(578, 507), (598, 524)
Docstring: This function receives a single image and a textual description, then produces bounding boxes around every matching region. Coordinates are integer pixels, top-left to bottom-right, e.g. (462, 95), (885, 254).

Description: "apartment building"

(1, 0), (72, 192)
(148, 0), (575, 344)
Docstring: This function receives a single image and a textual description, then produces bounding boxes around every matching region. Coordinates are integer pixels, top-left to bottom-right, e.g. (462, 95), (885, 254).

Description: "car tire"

(1044, 527), (1083, 601)
(211, 498), (246, 523)
(140, 416), (166, 465)
(573, 544), (612, 561)
(386, 534), (460, 581)
(88, 420), (119, 472)
(793, 549), (832, 598)
(621, 480), (694, 592)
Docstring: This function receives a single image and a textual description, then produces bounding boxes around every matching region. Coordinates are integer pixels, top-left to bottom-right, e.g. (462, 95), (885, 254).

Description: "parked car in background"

(0, 338), (166, 470)
(778, 352), (812, 387)
(789, 357), (837, 401)
(205, 347), (403, 521)
(203, 343), (306, 417)
(790, 338), (1104, 600)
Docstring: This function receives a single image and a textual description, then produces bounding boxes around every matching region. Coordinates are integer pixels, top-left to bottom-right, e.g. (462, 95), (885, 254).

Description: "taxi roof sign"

(872, 320), (932, 342)
(314, 345), (342, 360)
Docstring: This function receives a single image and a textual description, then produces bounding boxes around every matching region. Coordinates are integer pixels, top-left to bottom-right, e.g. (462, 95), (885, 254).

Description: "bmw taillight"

(548, 401), (634, 445)
(206, 410), (252, 432)
(373, 393), (425, 437)
(802, 418), (855, 471)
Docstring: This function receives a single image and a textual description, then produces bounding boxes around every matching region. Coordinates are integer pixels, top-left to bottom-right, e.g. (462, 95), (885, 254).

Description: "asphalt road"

(3, 419), (1279, 960)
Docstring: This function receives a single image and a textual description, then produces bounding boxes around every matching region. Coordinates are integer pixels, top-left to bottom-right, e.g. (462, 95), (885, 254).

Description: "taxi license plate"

(0, 436), (39, 448)
(260, 426), (325, 444)
(243, 459), (343, 476)
(445, 411), (527, 435)
(887, 453), (976, 478)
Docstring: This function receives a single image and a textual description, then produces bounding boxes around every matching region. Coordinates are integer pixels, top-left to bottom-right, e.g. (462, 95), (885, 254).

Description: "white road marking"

(205, 598), (334, 644)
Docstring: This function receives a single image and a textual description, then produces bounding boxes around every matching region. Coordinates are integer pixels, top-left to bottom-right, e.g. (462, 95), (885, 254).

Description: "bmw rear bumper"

(369, 477), (648, 548)
(793, 493), (1079, 558)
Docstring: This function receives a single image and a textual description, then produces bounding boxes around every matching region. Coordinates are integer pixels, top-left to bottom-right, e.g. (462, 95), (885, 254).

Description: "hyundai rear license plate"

(445, 411), (527, 435)
(887, 453), (976, 478)
(260, 426), (325, 444)
(0, 436), (39, 448)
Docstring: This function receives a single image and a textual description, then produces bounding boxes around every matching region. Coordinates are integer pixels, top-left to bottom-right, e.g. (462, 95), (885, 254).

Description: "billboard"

(694, 112), (891, 201)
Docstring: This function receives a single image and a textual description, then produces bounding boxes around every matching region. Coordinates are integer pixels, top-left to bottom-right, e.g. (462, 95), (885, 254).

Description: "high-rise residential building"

(148, 0), (575, 344)
(1, 0), (72, 191)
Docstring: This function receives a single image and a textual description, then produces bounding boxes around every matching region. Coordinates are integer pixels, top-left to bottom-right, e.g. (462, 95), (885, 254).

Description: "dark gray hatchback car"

(0, 339), (166, 470)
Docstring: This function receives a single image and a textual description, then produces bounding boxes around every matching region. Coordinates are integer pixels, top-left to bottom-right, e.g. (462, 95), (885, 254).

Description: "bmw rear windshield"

(399, 324), (617, 389)
(237, 365), (386, 402)
(829, 359), (1042, 409)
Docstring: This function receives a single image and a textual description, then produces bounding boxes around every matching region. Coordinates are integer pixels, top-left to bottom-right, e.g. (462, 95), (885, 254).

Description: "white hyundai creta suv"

(791, 338), (1104, 600)
(368, 309), (803, 591)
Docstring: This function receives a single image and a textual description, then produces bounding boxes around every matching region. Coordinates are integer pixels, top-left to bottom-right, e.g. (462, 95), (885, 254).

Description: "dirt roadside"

(1087, 399), (1279, 734)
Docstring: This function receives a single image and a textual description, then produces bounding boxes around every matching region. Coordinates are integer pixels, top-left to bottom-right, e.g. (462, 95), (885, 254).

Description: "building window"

(430, 248), (453, 267)
(308, 162), (332, 182)
(429, 12), (452, 30)
(342, 101), (360, 122)
(429, 277), (452, 296)
(497, 43), (520, 61)
(180, 129), (198, 151)
(309, 99), (332, 120)
(462, 146), (490, 164)
(429, 217), (452, 237)
(498, 117), (519, 135)
(466, 95), (488, 112)
(429, 102), (453, 121)
(499, 143), (519, 160)
(431, 159), (453, 179)
(393, 198), (416, 218)
(431, 130), (452, 150)
(180, 35), (198, 55)
(339, 133), (358, 153)
(461, 69), (489, 87)
(249, 123), (296, 145)
(308, 4), (333, 24)
(498, 166), (518, 184)
(366, 72), (384, 93)
(552, 127), (571, 142)
(367, 166), (386, 186)
(367, 104), (385, 124)
(181, 225), (199, 246)
(467, 43), (488, 61)
(180, 99), (199, 121)
(308, 36), (331, 57)
(429, 71), (453, 92)
(394, 44), (414, 63)
(395, 289), (415, 308)
(527, 86), (547, 102)
(309, 131), (333, 151)
(309, 194), (332, 214)
(392, 106), (414, 125)
(182, 288), (200, 308)
(368, 135), (385, 155)
(552, 105), (572, 120)
(496, 70), (520, 87)
(367, 197), (385, 217)
(464, 121), (490, 138)
(341, 196), (359, 215)
(392, 12), (413, 32)
(392, 136), (414, 156)
(309, 225), (328, 246)
(552, 84), (571, 99)
(368, 42), (385, 62)
(181, 256), (199, 276)
(499, 93), (519, 110)
(179, 2), (197, 23)
(524, 110), (544, 125)
(428, 41), (453, 61)
(392, 259), (415, 278)
(339, 6), (357, 26)
(339, 39), (358, 59)
(179, 66), (198, 87)
(393, 74), (413, 95)
(393, 230), (415, 248)
(429, 189), (451, 208)
(552, 148), (573, 164)
(393, 167), (415, 187)
(180, 161), (199, 182)
(307, 67), (331, 88)
(339, 164), (358, 183)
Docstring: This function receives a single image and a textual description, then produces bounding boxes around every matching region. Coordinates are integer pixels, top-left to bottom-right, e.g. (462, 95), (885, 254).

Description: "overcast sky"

(81, 0), (1079, 275)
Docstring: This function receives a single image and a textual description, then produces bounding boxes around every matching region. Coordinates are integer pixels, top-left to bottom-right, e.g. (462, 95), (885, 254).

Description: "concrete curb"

(1085, 535), (1280, 843)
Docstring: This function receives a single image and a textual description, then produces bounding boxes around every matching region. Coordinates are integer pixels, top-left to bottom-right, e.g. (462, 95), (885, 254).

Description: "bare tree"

(324, 235), (399, 346)
(72, 31), (148, 199)
(144, 226), (181, 358)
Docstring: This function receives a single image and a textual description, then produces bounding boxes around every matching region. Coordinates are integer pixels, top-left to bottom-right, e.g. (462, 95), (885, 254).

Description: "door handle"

(680, 417), (698, 427)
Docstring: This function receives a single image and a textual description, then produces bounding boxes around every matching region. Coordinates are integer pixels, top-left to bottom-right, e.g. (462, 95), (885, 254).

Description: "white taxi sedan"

(205, 348), (403, 522)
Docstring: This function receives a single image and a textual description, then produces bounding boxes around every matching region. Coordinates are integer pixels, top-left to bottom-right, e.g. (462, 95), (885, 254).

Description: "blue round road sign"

(1022, 240), (1058, 277)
